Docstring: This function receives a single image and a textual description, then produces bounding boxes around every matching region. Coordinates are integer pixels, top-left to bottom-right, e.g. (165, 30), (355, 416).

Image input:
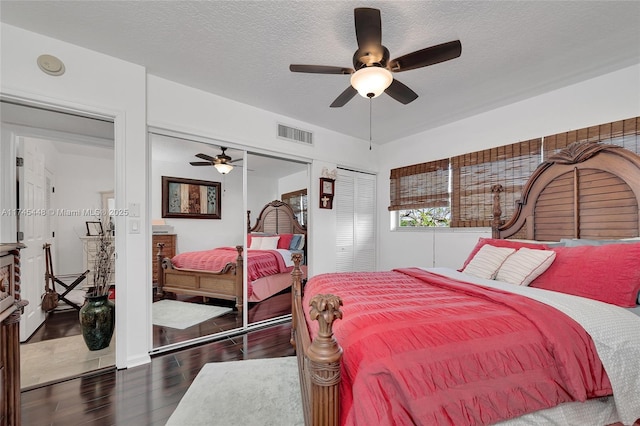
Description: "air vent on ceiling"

(277, 123), (313, 146)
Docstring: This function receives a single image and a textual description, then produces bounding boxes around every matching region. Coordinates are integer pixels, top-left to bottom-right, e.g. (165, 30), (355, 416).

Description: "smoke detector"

(37, 54), (65, 76)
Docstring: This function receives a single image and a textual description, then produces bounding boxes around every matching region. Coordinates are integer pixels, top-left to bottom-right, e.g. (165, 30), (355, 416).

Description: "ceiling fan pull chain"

(369, 96), (372, 150)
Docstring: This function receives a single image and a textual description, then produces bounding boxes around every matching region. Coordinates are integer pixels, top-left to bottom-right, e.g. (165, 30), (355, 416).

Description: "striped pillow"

(495, 247), (556, 286)
(462, 245), (516, 280)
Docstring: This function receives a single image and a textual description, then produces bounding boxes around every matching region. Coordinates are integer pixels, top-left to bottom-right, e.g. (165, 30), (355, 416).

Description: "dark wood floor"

(26, 289), (292, 347)
(21, 289), (295, 424)
(21, 323), (294, 425)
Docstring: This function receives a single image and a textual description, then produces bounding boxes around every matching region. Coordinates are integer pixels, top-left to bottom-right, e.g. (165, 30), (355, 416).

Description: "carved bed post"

(234, 245), (244, 313)
(156, 242), (165, 297)
(491, 184), (504, 239)
(307, 294), (343, 426)
(290, 253), (304, 349)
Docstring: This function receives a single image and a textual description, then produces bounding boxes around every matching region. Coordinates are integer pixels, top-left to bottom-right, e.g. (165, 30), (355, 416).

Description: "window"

(451, 139), (541, 227)
(281, 189), (307, 226)
(391, 117), (639, 229)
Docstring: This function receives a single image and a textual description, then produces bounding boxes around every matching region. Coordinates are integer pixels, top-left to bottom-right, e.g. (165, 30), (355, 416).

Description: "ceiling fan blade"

(289, 64), (354, 74)
(354, 8), (382, 50)
(388, 40), (462, 72)
(190, 161), (213, 166)
(385, 79), (418, 104)
(229, 158), (243, 164)
(330, 86), (358, 108)
(195, 153), (215, 162)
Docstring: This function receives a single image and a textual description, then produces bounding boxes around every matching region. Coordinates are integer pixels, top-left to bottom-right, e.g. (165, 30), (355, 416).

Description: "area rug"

(166, 357), (303, 426)
(152, 300), (232, 330)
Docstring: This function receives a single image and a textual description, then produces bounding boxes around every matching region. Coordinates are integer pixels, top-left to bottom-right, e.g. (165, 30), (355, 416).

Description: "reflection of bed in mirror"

(156, 200), (306, 311)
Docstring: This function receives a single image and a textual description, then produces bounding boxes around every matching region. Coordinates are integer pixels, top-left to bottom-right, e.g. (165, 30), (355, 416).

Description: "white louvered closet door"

(335, 169), (376, 272)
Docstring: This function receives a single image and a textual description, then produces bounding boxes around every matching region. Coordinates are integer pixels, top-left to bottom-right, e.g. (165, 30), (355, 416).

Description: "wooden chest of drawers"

(152, 234), (176, 283)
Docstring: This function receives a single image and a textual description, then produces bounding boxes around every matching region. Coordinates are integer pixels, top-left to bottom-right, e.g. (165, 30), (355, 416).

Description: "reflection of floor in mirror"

(20, 333), (115, 389)
(152, 288), (291, 348)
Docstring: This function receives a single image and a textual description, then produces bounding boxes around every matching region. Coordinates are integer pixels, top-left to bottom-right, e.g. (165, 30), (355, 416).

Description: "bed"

(290, 141), (640, 426)
(157, 200), (306, 311)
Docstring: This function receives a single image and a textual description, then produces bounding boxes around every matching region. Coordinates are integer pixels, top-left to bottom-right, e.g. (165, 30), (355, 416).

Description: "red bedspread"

(171, 247), (290, 297)
(303, 268), (612, 426)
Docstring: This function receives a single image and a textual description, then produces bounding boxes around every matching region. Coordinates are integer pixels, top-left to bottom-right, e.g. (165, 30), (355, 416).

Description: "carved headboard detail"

(250, 200), (307, 236)
(493, 141), (640, 241)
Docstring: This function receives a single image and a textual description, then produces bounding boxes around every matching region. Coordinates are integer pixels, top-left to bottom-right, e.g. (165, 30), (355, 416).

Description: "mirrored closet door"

(246, 152), (309, 326)
(150, 132), (245, 350)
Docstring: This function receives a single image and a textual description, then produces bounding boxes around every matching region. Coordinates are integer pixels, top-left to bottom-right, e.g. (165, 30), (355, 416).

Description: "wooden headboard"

(493, 141), (640, 241)
(249, 200), (306, 236)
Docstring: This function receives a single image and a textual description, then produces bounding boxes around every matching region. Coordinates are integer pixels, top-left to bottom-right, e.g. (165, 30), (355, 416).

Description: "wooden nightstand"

(152, 234), (176, 283)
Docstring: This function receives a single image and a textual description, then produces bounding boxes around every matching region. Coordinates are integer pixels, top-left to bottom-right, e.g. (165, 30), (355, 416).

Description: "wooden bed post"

(290, 253), (304, 349)
(491, 184), (504, 239)
(291, 254), (343, 426)
(308, 294), (343, 426)
(156, 242), (165, 297)
(234, 245), (244, 313)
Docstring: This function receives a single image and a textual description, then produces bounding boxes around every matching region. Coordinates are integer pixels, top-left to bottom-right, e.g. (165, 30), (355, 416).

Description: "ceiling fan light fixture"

(214, 163), (234, 174)
(350, 66), (393, 98)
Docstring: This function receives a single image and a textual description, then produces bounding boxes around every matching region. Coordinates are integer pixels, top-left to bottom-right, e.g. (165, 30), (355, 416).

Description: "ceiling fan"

(190, 147), (242, 174)
(289, 7), (462, 107)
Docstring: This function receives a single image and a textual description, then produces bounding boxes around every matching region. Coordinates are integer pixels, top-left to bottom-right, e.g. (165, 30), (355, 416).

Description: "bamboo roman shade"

(451, 139), (541, 227)
(389, 116), (639, 228)
(389, 159), (449, 211)
(543, 117), (639, 159)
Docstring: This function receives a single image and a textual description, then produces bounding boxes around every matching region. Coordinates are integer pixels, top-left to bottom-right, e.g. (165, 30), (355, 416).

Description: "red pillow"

(460, 237), (550, 270)
(531, 243), (640, 307)
(277, 233), (294, 250)
(247, 234), (252, 247)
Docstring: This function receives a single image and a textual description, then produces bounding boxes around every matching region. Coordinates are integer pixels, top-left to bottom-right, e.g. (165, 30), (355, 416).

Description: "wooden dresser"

(1, 243), (25, 426)
(152, 234), (176, 283)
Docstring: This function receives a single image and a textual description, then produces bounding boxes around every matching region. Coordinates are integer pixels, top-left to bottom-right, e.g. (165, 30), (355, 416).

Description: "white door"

(18, 136), (48, 341)
(335, 169), (376, 272)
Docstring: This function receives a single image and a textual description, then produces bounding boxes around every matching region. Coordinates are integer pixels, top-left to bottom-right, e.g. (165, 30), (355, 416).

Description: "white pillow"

(495, 247), (556, 286)
(462, 245), (515, 280)
(249, 236), (264, 250)
(259, 236), (280, 250)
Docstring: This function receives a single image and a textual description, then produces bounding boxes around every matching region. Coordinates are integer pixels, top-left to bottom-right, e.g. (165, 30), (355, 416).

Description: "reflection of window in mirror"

(281, 189), (307, 227)
(101, 190), (115, 235)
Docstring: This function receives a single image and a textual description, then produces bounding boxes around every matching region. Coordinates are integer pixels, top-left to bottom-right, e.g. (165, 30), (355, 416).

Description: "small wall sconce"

(319, 177), (335, 209)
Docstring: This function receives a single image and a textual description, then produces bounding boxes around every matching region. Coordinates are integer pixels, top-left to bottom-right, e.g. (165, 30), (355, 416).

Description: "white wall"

(377, 63), (640, 271)
(247, 174), (278, 225)
(279, 170), (308, 197)
(2, 23), (148, 369)
(54, 144), (114, 274)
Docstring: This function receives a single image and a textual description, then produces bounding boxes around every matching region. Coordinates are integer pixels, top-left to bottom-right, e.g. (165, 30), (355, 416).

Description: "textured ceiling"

(1, 1), (639, 144)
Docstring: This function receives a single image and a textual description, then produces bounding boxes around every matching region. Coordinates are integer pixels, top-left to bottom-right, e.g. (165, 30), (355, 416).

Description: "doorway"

(1, 101), (117, 388)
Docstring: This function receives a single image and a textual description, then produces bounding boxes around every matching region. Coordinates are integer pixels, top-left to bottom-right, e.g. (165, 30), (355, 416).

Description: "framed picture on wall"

(319, 177), (334, 209)
(86, 221), (103, 236)
(162, 176), (222, 219)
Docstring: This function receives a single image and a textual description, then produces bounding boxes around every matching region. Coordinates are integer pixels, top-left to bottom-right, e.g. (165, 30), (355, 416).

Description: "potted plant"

(79, 221), (115, 351)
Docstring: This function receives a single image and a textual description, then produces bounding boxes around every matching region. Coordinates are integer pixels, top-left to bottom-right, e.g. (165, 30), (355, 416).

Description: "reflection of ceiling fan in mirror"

(189, 147), (242, 174)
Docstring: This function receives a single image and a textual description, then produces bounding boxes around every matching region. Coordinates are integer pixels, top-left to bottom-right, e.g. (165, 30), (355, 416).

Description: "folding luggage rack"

(43, 243), (89, 311)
